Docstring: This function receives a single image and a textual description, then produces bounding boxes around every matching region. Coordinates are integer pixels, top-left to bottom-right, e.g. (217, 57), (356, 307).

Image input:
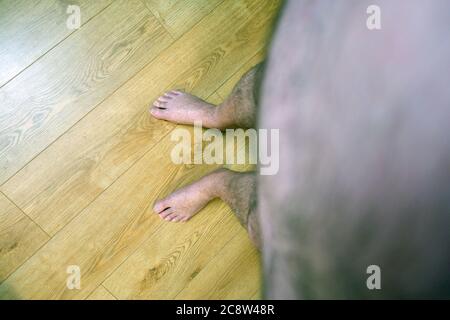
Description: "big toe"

(153, 199), (169, 213)
(150, 106), (166, 119)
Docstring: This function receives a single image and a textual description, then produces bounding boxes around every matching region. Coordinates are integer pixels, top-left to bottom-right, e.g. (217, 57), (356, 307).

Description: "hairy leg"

(216, 170), (260, 248)
(215, 64), (264, 129)
(150, 64), (263, 129)
(153, 168), (260, 247)
(260, 0), (450, 299)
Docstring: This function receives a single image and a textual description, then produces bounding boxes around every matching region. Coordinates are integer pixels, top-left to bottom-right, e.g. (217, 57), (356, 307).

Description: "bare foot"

(153, 168), (260, 248)
(153, 170), (224, 222)
(150, 90), (222, 128)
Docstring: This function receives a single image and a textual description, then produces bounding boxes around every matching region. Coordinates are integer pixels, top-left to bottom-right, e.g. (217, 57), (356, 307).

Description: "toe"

(172, 90), (183, 95)
(153, 199), (169, 213)
(153, 100), (166, 108)
(150, 107), (166, 119)
(164, 213), (177, 221)
(172, 216), (183, 222)
(158, 96), (171, 103)
(163, 93), (173, 100)
(159, 208), (173, 219)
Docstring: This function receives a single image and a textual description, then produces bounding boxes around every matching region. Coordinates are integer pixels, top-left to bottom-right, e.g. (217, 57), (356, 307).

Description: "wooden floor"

(0, 0), (280, 299)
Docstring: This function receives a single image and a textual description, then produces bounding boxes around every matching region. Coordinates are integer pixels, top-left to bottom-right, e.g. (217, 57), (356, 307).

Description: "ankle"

(202, 168), (236, 199)
(212, 103), (235, 130)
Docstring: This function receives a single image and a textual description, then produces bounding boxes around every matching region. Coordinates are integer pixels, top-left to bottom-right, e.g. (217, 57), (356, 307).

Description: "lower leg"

(214, 64), (264, 129)
(216, 170), (260, 248)
(153, 168), (260, 247)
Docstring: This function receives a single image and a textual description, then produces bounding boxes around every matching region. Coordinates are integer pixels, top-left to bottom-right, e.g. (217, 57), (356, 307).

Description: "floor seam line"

(0, 1), (114, 90)
(0, 190), (51, 239)
(139, 0), (176, 40)
(173, 224), (242, 299)
(0, 26), (176, 188)
(101, 284), (120, 300)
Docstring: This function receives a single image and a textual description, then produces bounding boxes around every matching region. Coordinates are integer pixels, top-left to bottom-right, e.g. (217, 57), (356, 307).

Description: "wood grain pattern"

(102, 193), (247, 299)
(215, 49), (266, 100)
(0, 0), (172, 184)
(0, 0), (281, 300)
(0, 133), (214, 299)
(0, 116), (256, 299)
(142, 0), (223, 38)
(0, 0), (112, 87)
(1, 0), (278, 236)
(87, 285), (117, 300)
(0, 192), (49, 283)
(211, 50), (267, 173)
(174, 231), (261, 300)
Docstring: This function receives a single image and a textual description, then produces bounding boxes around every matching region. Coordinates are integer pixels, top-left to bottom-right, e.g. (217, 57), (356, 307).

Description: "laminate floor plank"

(0, 0), (112, 87)
(0, 0), (173, 184)
(0, 192), (49, 284)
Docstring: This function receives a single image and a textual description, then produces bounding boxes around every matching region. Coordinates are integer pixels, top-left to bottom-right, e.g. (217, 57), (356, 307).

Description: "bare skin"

(153, 168), (260, 246)
(153, 169), (226, 223)
(150, 0), (450, 298)
(260, 0), (450, 299)
(150, 90), (221, 128)
(150, 66), (261, 129)
(150, 66), (262, 246)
